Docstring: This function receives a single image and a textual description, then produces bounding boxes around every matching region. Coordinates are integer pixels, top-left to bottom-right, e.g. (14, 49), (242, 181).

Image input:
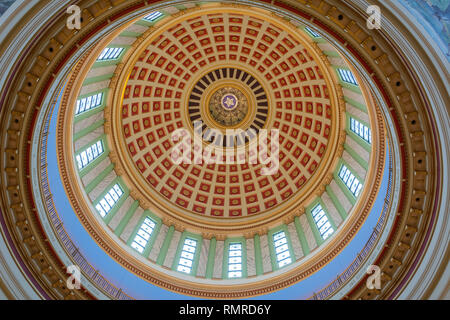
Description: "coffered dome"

(0, 0), (447, 301)
(105, 8), (346, 233)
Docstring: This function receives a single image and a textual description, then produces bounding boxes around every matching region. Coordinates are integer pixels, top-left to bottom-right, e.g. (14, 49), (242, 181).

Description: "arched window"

(350, 117), (372, 144)
(76, 140), (104, 170)
(227, 243), (243, 278)
(143, 11), (163, 22)
(338, 68), (358, 85)
(75, 92), (103, 115)
(97, 47), (124, 61)
(311, 204), (334, 240)
(338, 164), (363, 197)
(131, 217), (156, 253)
(273, 231), (292, 268)
(177, 238), (198, 274)
(95, 184), (124, 217)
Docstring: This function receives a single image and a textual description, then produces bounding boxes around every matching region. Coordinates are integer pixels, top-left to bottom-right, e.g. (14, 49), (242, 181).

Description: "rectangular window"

(75, 92), (103, 115)
(273, 231), (292, 268)
(97, 47), (124, 61)
(338, 68), (358, 85)
(305, 27), (321, 38)
(311, 204), (334, 240)
(338, 164), (363, 197)
(350, 117), (372, 144)
(177, 238), (197, 274)
(131, 217), (157, 253)
(143, 11), (163, 22)
(76, 140), (104, 170)
(95, 184), (124, 218)
(227, 243), (243, 278)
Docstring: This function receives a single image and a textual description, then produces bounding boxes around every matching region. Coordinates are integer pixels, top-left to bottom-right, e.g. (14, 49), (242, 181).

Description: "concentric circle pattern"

(190, 67), (266, 134)
(210, 87), (248, 126)
(120, 12), (335, 218)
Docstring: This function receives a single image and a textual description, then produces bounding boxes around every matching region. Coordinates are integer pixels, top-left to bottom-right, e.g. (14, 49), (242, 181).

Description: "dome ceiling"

(108, 8), (344, 232)
(0, 0), (445, 301)
(52, 4), (386, 298)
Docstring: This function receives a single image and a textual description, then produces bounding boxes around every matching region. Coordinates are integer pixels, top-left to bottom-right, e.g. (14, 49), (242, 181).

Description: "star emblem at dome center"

(221, 94), (239, 110)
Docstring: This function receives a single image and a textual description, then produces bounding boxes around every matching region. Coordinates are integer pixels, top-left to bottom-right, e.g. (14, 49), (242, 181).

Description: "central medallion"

(221, 93), (239, 110)
(187, 68), (269, 140)
(188, 67), (269, 147)
(209, 87), (248, 127)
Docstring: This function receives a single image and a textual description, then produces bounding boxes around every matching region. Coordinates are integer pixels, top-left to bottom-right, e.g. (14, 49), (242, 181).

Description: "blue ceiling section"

(0, 0), (16, 17)
(398, 0), (450, 59)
